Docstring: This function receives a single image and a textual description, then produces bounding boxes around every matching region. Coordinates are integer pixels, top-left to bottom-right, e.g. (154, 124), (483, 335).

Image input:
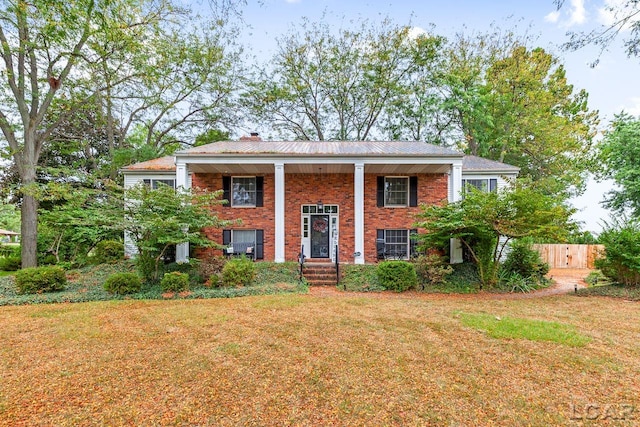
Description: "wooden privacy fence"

(532, 244), (604, 269)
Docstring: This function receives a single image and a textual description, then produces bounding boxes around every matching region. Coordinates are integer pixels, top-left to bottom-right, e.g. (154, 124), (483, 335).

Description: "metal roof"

(177, 140), (462, 157)
(120, 156), (177, 171)
(119, 142), (518, 174)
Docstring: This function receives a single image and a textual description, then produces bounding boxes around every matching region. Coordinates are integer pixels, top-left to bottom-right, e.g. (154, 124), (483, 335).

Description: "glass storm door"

(310, 215), (330, 258)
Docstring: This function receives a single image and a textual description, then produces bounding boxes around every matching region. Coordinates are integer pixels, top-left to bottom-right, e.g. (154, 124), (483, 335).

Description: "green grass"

(456, 311), (592, 347)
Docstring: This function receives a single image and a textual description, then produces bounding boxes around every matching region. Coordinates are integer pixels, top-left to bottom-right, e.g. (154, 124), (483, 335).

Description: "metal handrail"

(335, 244), (340, 287)
(298, 244), (305, 282)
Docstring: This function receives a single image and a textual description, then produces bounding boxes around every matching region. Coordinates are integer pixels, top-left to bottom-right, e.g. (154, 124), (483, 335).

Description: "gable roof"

(462, 155), (520, 174)
(120, 155), (176, 172)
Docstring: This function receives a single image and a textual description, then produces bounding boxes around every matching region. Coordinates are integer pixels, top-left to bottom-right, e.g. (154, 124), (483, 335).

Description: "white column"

(176, 161), (189, 263)
(274, 162), (285, 263)
(449, 162), (463, 264)
(354, 163), (365, 264)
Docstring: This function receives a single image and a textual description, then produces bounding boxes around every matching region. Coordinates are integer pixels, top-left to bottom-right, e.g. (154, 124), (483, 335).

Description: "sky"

(221, 0), (640, 234)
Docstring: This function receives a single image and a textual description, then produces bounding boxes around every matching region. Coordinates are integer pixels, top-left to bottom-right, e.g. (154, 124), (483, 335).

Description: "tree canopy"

(0, 0), (242, 267)
(123, 183), (230, 281)
(556, 0), (640, 63)
(595, 113), (640, 217)
(413, 181), (575, 288)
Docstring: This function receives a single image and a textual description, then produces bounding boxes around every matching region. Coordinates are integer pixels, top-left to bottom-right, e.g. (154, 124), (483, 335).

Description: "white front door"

(301, 204), (339, 261)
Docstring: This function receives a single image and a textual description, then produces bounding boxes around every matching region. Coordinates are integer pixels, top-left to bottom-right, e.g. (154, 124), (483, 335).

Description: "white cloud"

(407, 26), (428, 39)
(545, 10), (561, 23)
(598, 0), (639, 30)
(546, 0), (587, 28)
(625, 97), (640, 116)
(284, 0), (301, 3)
(567, 0), (587, 26)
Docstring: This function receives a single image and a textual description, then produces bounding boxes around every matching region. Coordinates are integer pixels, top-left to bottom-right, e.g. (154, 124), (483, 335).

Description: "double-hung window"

(223, 176), (263, 208)
(222, 229), (264, 259)
(232, 177), (257, 207)
(377, 176), (417, 207)
(385, 177), (409, 206)
(376, 229), (418, 260)
(462, 178), (497, 194)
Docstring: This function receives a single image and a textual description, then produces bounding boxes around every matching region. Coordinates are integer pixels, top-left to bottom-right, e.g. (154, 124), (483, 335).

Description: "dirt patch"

(308, 268), (592, 300)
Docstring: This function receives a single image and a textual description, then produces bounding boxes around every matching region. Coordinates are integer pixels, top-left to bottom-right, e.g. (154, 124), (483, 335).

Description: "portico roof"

(177, 140), (462, 157)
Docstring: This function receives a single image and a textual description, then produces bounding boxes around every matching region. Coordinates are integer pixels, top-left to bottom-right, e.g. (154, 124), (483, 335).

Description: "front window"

(143, 179), (175, 189)
(385, 177), (409, 206)
(232, 177), (257, 207)
(232, 230), (255, 243)
(463, 178), (497, 194)
(385, 229), (409, 259)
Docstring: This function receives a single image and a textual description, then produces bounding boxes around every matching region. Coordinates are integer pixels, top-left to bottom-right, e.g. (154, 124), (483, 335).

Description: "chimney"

(240, 132), (262, 142)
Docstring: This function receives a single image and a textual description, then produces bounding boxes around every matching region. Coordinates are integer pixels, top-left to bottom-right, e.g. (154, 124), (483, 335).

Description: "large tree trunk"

(19, 135), (40, 268)
(20, 192), (39, 268)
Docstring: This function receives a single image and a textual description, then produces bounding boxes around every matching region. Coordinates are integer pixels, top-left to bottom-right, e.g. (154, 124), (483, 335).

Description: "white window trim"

(143, 178), (176, 189)
(231, 176), (257, 208)
(462, 178), (498, 195)
(381, 229), (412, 260)
(384, 176), (409, 207)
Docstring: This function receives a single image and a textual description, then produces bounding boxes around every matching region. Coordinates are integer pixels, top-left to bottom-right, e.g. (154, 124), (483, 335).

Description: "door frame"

(301, 204), (339, 261)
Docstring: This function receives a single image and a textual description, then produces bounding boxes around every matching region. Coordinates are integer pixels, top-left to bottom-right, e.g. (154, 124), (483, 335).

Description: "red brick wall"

(285, 173), (355, 263)
(192, 172), (448, 263)
(192, 173), (276, 260)
(363, 173), (448, 261)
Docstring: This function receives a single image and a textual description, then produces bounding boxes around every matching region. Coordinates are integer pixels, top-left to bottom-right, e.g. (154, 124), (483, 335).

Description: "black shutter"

(410, 229), (418, 258)
(256, 176), (264, 207)
(409, 176), (418, 207)
(222, 230), (231, 246)
(222, 176), (231, 207)
(255, 230), (264, 260)
(377, 176), (385, 207)
(376, 229), (385, 260)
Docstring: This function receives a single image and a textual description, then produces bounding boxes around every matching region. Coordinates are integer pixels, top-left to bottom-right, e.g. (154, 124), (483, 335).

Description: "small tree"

(414, 180), (574, 288)
(123, 183), (230, 282)
(595, 217), (640, 286)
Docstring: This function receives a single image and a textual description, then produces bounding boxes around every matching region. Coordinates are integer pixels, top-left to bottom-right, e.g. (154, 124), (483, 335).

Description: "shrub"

(198, 257), (227, 279)
(0, 255), (21, 271)
(595, 220), (640, 286)
(93, 240), (124, 264)
(376, 260), (417, 292)
(164, 260), (202, 285)
(501, 239), (549, 280)
(15, 266), (66, 294)
(498, 271), (538, 293)
(136, 252), (158, 283)
(104, 272), (142, 295)
(222, 256), (255, 287)
(160, 271), (190, 292)
(413, 254), (453, 288)
(208, 273), (221, 288)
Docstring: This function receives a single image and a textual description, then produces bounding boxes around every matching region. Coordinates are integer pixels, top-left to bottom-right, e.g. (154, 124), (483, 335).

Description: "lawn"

(0, 293), (638, 425)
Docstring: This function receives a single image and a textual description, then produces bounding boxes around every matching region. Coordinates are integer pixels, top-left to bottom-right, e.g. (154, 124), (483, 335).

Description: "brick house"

(122, 136), (518, 265)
